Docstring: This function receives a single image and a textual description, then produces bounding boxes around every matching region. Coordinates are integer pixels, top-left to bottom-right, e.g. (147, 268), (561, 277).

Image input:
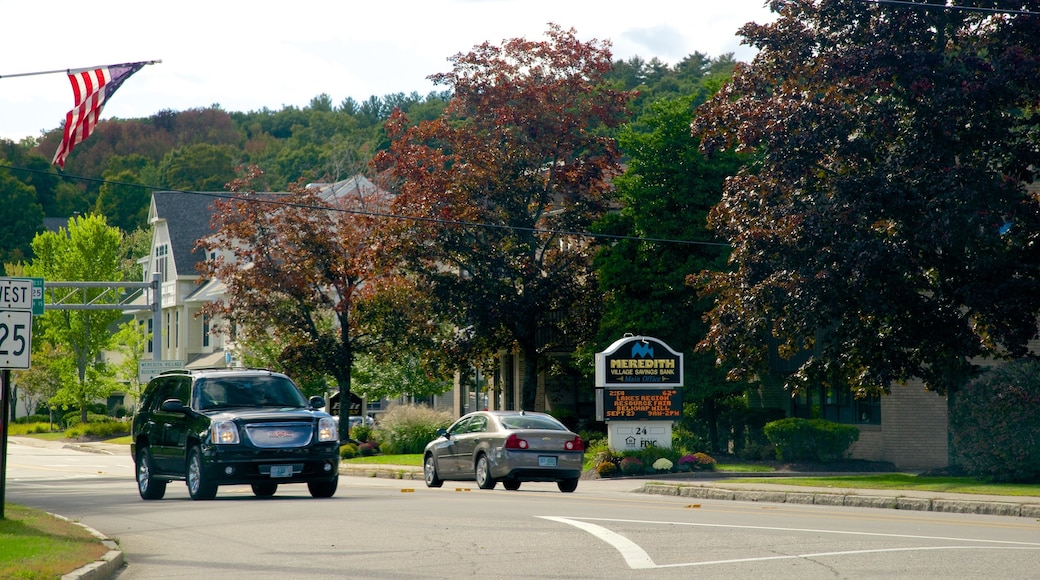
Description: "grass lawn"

(0, 504), (108, 580)
(723, 473), (1040, 497)
(344, 454), (422, 467)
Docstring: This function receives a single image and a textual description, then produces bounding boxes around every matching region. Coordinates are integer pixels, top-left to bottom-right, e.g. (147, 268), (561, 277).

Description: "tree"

(111, 320), (151, 409)
(0, 167), (44, 263)
(13, 343), (74, 420)
(94, 169), (151, 232)
(24, 214), (125, 424)
(692, 1), (1040, 396)
(374, 24), (633, 410)
(594, 93), (746, 452)
(197, 169), (435, 440)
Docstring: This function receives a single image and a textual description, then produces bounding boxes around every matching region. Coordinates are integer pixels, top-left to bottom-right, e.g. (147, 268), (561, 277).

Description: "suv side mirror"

(160, 399), (187, 413)
(308, 396), (325, 410)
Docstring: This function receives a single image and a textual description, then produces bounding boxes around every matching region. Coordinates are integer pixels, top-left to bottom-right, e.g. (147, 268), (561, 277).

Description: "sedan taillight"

(504, 434), (529, 449)
(564, 436), (584, 451)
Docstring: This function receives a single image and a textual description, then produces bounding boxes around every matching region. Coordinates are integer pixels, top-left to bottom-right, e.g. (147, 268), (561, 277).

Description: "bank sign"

(595, 335), (684, 387)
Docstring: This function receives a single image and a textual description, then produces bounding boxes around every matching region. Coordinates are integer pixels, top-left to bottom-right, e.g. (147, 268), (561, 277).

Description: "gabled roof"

(151, 191), (221, 277)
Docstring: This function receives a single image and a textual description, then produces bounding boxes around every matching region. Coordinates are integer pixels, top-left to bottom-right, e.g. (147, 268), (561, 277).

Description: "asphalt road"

(7, 438), (1040, 579)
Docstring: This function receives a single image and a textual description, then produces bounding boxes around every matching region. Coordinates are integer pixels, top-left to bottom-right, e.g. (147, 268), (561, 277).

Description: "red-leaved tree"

(374, 24), (633, 410)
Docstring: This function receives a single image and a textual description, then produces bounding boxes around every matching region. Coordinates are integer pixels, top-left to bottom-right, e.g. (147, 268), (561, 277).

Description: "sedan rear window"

(500, 415), (566, 430)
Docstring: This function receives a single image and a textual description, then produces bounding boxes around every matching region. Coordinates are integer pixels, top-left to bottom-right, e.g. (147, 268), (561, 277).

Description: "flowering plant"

(678, 452), (716, 470)
(619, 457), (645, 475)
(652, 458), (673, 471)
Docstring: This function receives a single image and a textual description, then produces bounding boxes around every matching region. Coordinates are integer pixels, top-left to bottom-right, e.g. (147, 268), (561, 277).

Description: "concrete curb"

(50, 514), (123, 580)
(641, 482), (1040, 518)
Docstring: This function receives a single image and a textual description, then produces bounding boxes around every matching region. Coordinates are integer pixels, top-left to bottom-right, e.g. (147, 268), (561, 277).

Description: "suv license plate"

(270, 465), (293, 478)
(538, 456), (557, 467)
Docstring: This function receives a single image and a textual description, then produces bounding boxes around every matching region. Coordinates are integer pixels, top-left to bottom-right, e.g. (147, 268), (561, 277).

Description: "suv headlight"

(211, 420), (240, 444)
(318, 417), (338, 442)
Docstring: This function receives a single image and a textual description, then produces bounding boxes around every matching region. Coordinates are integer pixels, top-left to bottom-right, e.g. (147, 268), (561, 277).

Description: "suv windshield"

(193, 375), (307, 410)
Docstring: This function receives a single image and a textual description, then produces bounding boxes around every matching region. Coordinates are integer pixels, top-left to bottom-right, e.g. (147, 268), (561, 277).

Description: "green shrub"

(950, 359), (1040, 483)
(6, 422), (57, 435)
(351, 424), (374, 443)
(763, 418), (859, 462)
(374, 404), (454, 455)
(64, 419), (130, 440)
(340, 443), (359, 459)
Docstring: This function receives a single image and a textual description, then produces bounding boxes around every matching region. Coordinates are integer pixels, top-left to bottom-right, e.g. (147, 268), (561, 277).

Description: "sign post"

(0, 277), (34, 519)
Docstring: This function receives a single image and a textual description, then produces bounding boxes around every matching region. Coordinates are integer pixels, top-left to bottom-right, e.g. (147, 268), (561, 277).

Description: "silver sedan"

(422, 411), (584, 492)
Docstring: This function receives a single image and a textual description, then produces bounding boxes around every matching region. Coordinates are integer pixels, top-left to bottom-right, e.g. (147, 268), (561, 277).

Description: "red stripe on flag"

(52, 64), (144, 168)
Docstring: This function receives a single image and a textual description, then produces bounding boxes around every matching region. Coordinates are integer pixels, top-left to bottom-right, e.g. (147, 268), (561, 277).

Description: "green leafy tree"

(374, 24), (633, 410)
(13, 343), (75, 420)
(352, 352), (452, 402)
(693, 0), (1040, 396)
(157, 143), (239, 191)
(594, 93), (746, 452)
(197, 169), (436, 440)
(111, 320), (151, 409)
(94, 169), (151, 231)
(0, 168), (44, 263)
(24, 214), (125, 424)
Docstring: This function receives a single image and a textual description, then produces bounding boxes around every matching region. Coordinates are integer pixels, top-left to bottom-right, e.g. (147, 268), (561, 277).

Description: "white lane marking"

(539, 516), (1040, 570)
(539, 516), (657, 569)
(573, 516), (1040, 547)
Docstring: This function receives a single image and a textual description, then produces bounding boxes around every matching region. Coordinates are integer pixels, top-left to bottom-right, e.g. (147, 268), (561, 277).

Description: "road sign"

(16, 278), (45, 315)
(0, 310), (32, 369)
(138, 360), (185, 383)
(0, 278), (33, 312)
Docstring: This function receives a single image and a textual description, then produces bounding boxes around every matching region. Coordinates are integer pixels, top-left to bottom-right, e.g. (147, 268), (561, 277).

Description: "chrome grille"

(244, 422), (313, 448)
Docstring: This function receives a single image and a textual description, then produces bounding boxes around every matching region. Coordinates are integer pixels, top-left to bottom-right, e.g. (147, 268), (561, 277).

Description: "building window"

(202, 314), (210, 348)
(791, 383), (881, 425)
(145, 319), (153, 353)
(175, 311), (180, 348)
(155, 244), (169, 282)
(165, 312), (171, 349)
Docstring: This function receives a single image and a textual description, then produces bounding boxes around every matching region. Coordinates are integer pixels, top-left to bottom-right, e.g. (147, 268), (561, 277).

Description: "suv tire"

(187, 446), (217, 500)
(307, 476), (338, 498)
(136, 448), (167, 500)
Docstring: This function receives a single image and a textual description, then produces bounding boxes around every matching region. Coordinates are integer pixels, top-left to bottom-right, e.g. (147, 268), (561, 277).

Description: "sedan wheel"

(251, 482), (278, 497)
(424, 454), (443, 488)
(475, 454), (496, 490)
(186, 446), (217, 500)
(557, 478), (579, 493)
(136, 448), (166, 500)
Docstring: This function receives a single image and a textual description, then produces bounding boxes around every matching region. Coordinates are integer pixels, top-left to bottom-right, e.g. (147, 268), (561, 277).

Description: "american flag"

(52, 62), (147, 168)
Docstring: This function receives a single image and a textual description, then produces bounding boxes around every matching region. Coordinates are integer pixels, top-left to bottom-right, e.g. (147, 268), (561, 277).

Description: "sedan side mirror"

(437, 428), (449, 439)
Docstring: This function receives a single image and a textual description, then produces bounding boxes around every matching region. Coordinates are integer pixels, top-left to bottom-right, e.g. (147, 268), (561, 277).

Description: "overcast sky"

(0, 1), (776, 143)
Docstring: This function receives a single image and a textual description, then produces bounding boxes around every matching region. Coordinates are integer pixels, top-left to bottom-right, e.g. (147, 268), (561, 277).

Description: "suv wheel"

(186, 446), (217, 500)
(251, 482), (278, 497)
(136, 448), (167, 500)
(307, 476), (338, 498)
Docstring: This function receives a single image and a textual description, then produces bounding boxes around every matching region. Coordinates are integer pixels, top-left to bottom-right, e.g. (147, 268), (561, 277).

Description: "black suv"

(131, 368), (340, 500)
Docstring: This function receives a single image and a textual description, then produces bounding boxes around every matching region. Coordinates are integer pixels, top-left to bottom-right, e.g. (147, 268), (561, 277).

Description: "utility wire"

(856, 0), (1040, 17)
(0, 162), (730, 248)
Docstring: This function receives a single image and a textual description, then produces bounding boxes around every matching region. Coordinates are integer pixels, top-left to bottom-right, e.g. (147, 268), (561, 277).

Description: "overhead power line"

(0, 163), (730, 248)
(856, 0), (1040, 17)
